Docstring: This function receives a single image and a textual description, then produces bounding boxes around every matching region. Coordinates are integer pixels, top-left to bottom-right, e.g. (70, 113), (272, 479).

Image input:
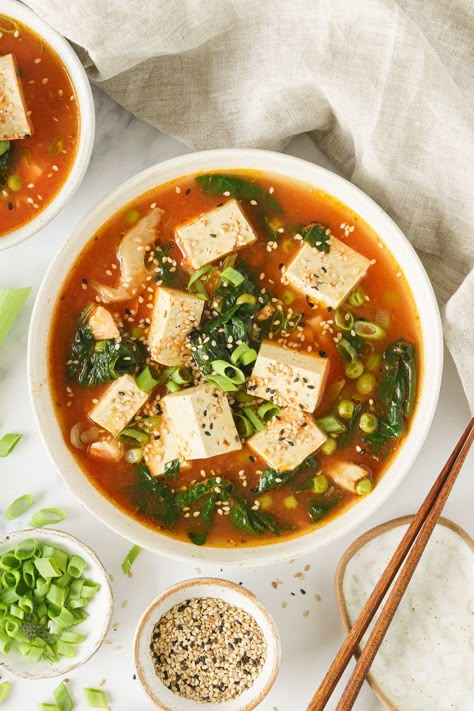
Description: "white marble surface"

(0, 87), (472, 711)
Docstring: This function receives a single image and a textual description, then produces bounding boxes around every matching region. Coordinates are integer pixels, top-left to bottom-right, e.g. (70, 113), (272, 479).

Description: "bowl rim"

(133, 576), (281, 711)
(28, 147), (444, 566)
(0, 527), (113, 679)
(0, 0), (95, 251)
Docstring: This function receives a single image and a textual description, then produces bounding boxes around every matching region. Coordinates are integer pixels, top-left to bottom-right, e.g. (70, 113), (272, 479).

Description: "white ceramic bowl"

(134, 578), (280, 711)
(28, 149), (443, 566)
(0, 0), (95, 251)
(0, 528), (113, 679)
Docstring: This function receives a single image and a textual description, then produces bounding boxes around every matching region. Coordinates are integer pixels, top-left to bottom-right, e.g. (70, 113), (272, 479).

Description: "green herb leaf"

(196, 173), (283, 213)
(257, 468), (294, 494)
(308, 497), (337, 523)
(302, 223), (331, 253)
(175, 477), (223, 510)
(188, 492), (218, 546)
(131, 464), (177, 527)
(154, 242), (177, 286)
(0, 141), (11, 184)
(164, 459), (180, 477)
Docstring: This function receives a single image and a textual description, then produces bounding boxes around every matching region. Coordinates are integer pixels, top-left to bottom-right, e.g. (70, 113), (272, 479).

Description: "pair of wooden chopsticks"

(307, 416), (474, 711)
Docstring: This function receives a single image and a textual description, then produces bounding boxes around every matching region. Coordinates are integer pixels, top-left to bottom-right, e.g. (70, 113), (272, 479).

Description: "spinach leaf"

(164, 459), (180, 477)
(302, 223), (331, 253)
(257, 468), (294, 494)
(188, 329), (229, 375)
(196, 173), (283, 213)
(308, 496), (338, 523)
(187, 492), (218, 546)
(229, 500), (281, 536)
(175, 477), (224, 510)
(0, 141), (11, 184)
(66, 324), (147, 387)
(131, 464), (177, 528)
(154, 243), (177, 286)
(338, 403), (362, 449)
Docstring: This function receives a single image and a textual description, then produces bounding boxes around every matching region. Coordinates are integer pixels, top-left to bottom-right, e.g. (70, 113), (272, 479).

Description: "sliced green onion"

(335, 307), (354, 331)
(15, 539), (37, 561)
(125, 448), (143, 464)
(220, 267), (245, 286)
(231, 343), (257, 366)
(354, 320), (386, 341)
(321, 437), (337, 456)
(312, 474), (329, 494)
(211, 360), (245, 384)
(187, 265), (213, 297)
(0, 681), (12, 703)
(355, 478), (373, 495)
(345, 360), (364, 379)
(235, 293), (256, 305)
(337, 399), (355, 420)
(234, 390), (255, 404)
(366, 352), (381, 372)
(48, 135), (64, 157)
(356, 373), (376, 395)
(242, 407), (265, 432)
(38, 704), (60, 710)
(337, 337), (358, 363)
(141, 416), (161, 430)
(170, 366), (192, 385)
(29, 508), (67, 528)
(233, 413), (255, 438)
(7, 174), (22, 192)
(67, 555), (86, 578)
(0, 287), (32, 346)
(359, 412), (378, 433)
(0, 433), (22, 458)
(348, 286), (366, 307)
(205, 374), (238, 392)
(166, 380), (181, 392)
(121, 545), (142, 575)
(256, 402), (280, 421)
(136, 366), (160, 393)
(125, 208), (141, 225)
(117, 427), (149, 446)
(284, 312), (303, 332)
(268, 309), (285, 335)
(315, 415), (346, 435)
(83, 688), (109, 709)
(375, 308), (390, 330)
(6, 494), (33, 519)
(281, 289), (294, 305)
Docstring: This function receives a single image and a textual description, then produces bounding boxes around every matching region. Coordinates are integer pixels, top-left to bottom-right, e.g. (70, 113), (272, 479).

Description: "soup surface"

(49, 170), (421, 547)
(0, 13), (79, 236)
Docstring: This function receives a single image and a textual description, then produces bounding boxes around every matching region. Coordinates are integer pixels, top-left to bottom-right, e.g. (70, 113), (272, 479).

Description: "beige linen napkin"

(25, 0), (474, 410)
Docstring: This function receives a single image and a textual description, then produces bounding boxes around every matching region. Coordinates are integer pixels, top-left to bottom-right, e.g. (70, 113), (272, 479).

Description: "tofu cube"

(88, 306), (120, 341)
(248, 407), (326, 472)
(89, 374), (148, 436)
(175, 199), (257, 269)
(247, 340), (329, 413)
(286, 237), (371, 309)
(0, 54), (33, 140)
(148, 287), (204, 366)
(164, 383), (241, 460)
(143, 416), (182, 476)
(326, 461), (370, 493)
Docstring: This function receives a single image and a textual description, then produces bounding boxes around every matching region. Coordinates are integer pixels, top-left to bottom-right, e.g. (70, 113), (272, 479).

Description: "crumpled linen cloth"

(26, 0), (474, 410)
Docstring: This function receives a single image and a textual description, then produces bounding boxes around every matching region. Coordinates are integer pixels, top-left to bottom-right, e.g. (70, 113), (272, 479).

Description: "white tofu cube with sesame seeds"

(285, 237), (371, 309)
(164, 383), (241, 460)
(175, 199), (257, 269)
(247, 340), (329, 413)
(88, 306), (120, 341)
(325, 461), (370, 493)
(148, 287), (205, 366)
(89, 374), (148, 437)
(0, 54), (33, 141)
(143, 416), (182, 476)
(247, 407), (326, 472)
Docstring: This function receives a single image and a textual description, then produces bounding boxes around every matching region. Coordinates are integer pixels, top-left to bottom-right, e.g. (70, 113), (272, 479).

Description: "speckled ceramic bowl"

(0, 528), (113, 679)
(134, 578), (280, 711)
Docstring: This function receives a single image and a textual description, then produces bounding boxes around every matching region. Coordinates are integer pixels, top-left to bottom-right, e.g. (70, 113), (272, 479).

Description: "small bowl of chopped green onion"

(0, 528), (113, 679)
(134, 577), (280, 710)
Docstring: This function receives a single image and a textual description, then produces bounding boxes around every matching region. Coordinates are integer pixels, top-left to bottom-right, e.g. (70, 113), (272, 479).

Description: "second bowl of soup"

(29, 149), (443, 565)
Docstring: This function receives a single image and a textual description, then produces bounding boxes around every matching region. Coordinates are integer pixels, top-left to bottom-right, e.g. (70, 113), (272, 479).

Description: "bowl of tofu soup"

(28, 149), (443, 565)
(0, 0), (94, 250)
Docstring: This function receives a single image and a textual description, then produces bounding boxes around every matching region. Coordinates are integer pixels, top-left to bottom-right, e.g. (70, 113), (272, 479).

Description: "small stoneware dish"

(0, 0), (95, 251)
(134, 577), (280, 711)
(0, 528), (113, 679)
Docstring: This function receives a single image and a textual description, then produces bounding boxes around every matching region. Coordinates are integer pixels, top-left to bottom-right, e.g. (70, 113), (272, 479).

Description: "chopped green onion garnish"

(166, 380), (182, 392)
(0, 287), (32, 346)
(230, 343), (257, 366)
(118, 427), (150, 445)
(315, 415), (346, 435)
(121, 544), (142, 575)
(353, 320), (386, 340)
(345, 360), (364, 379)
(348, 287), (366, 307)
(0, 681), (11, 703)
(337, 337), (358, 363)
(242, 407), (265, 432)
(125, 447), (144, 464)
(356, 372), (376, 395)
(205, 374), (238, 392)
(125, 208), (141, 225)
(220, 267), (245, 286)
(233, 413), (255, 438)
(141, 416), (162, 430)
(6, 494), (33, 519)
(234, 390), (255, 404)
(321, 437), (337, 455)
(210, 360), (245, 384)
(29, 508), (67, 528)
(256, 402), (280, 421)
(337, 399), (355, 420)
(284, 312), (303, 332)
(187, 264), (213, 297)
(83, 688), (109, 709)
(359, 412), (378, 433)
(136, 365), (160, 392)
(53, 680), (73, 711)
(335, 307), (354, 331)
(0, 433), (22, 457)
(169, 366), (192, 385)
(235, 293), (256, 305)
(312, 474), (329, 494)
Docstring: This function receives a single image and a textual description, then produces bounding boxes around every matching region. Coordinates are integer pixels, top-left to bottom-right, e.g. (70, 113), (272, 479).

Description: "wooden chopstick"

(307, 417), (474, 711)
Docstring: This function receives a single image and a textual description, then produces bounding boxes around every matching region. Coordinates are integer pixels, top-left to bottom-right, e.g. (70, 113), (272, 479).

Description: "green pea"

(321, 437), (337, 456)
(337, 399), (355, 420)
(345, 360), (364, 379)
(312, 474), (329, 494)
(281, 290), (295, 305)
(7, 175), (22, 192)
(366, 353), (381, 371)
(355, 478), (373, 495)
(359, 412), (378, 433)
(166, 380), (181, 393)
(356, 373), (376, 395)
(125, 208), (141, 225)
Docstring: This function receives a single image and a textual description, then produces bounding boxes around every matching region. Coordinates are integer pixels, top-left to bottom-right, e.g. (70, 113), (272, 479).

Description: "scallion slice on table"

(0, 287), (31, 346)
(5, 493), (33, 519)
(53, 681), (73, 711)
(0, 681), (12, 703)
(0, 433), (22, 457)
(121, 544), (142, 574)
(83, 688), (109, 709)
(29, 508), (67, 528)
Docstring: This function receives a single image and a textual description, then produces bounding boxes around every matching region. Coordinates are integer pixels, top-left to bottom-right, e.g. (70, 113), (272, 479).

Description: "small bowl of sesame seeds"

(134, 577), (280, 711)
